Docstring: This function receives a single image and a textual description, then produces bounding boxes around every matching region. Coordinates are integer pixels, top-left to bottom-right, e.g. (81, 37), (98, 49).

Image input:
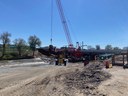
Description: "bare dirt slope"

(98, 66), (128, 96)
(0, 61), (128, 96)
(0, 63), (84, 96)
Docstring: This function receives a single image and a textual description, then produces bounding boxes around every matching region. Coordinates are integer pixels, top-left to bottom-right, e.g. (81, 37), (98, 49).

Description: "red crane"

(55, 0), (84, 62)
(38, 0), (85, 63)
(56, 0), (73, 47)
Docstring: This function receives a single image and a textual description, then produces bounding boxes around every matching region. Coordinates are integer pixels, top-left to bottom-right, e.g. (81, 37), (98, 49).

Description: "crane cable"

(50, 0), (53, 45)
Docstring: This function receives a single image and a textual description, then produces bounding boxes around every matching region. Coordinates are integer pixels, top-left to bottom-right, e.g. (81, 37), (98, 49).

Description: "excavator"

(38, 0), (85, 65)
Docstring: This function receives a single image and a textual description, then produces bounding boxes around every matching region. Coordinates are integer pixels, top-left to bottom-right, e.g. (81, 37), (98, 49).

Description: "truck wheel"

(64, 63), (66, 66)
(55, 61), (58, 66)
(64, 61), (66, 66)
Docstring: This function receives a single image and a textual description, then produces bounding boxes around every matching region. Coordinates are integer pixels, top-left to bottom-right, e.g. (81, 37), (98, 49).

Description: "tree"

(87, 45), (95, 50)
(13, 38), (26, 56)
(113, 47), (120, 50)
(96, 45), (100, 50)
(105, 45), (113, 50)
(0, 32), (11, 57)
(123, 47), (128, 50)
(28, 35), (41, 56)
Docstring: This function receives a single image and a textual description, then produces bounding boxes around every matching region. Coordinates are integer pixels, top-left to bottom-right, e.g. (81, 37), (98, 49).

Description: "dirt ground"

(0, 60), (128, 96)
(98, 66), (128, 96)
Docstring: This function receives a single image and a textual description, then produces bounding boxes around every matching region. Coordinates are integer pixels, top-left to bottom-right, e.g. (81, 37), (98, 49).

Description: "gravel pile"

(64, 63), (111, 96)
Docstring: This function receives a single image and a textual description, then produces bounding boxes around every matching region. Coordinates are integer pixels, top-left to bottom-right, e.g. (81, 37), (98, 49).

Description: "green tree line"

(0, 32), (41, 60)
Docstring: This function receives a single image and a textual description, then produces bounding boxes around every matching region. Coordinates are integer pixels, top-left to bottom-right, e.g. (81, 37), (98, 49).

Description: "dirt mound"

(40, 63), (111, 96)
(62, 63), (111, 96)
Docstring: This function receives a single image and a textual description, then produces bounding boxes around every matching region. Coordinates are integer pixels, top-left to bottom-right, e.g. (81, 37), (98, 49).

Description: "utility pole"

(81, 41), (87, 50)
(50, 0), (53, 45)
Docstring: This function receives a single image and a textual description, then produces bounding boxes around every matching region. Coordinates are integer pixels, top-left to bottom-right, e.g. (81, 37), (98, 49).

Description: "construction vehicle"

(38, 0), (85, 64)
(55, 50), (68, 66)
(56, 0), (85, 62)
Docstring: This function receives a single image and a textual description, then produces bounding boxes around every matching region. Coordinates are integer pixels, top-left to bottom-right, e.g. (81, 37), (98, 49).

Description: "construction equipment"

(56, 0), (73, 47)
(55, 51), (68, 66)
(56, 0), (84, 62)
(38, 0), (85, 64)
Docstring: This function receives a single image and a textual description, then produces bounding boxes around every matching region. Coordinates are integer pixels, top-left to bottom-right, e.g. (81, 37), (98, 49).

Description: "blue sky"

(0, 0), (128, 48)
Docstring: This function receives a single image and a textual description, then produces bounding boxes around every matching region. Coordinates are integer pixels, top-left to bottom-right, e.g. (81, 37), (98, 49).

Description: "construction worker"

(83, 57), (89, 66)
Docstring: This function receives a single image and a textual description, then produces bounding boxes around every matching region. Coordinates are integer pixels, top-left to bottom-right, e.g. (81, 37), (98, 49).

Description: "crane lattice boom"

(56, 0), (73, 47)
